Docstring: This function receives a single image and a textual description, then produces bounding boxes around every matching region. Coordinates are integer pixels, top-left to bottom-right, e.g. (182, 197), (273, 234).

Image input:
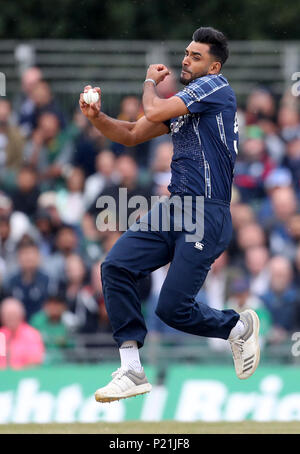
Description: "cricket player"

(79, 26), (260, 403)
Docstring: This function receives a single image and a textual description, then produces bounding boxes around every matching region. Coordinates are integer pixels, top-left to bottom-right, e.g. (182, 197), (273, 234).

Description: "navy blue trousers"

(101, 197), (240, 348)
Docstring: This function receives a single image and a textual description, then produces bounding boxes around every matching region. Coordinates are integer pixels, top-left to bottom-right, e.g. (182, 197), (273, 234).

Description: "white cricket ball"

(83, 89), (99, 104)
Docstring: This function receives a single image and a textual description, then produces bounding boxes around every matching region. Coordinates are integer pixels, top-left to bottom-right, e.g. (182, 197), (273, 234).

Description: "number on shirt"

(233, 112), (238, 154)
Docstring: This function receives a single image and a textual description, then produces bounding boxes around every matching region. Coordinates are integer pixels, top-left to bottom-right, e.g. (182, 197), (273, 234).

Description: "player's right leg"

(95, 218), (172, 403)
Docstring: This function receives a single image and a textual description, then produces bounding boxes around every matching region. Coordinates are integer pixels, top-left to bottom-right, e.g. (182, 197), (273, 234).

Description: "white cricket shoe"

(229, 309), (260, 380)
(94, 367), (152, 403)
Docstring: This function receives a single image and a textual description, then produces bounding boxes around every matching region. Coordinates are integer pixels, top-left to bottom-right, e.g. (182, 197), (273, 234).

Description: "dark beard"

(179, 75), (190, 86)
(180, 70), (207, 86)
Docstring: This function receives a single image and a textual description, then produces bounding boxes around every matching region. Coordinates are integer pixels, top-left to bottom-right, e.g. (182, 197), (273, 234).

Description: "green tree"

(0, 0), (299, 40)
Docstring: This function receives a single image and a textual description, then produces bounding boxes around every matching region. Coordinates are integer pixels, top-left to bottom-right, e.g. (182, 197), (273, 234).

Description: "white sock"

(229, 320), (245, 339)
(119, 340), (142, 372)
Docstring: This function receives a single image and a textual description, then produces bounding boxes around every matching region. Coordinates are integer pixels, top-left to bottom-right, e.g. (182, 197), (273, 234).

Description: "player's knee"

(155, 290), (177, 326)
(155, 305), (178, 328)
(101, 258), (136, 286)
(155, 305), (171, 326)
(156, 286), (191, 327)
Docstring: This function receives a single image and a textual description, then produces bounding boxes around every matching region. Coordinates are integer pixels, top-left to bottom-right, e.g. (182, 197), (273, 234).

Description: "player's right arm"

(79, 86), (169, 147)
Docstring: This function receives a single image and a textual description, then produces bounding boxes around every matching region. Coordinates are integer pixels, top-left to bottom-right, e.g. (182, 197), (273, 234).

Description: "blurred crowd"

(0, 66), (300, 369)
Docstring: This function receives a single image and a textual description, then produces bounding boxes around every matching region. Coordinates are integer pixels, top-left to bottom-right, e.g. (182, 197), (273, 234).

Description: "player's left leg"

(155, 200), (260, 379)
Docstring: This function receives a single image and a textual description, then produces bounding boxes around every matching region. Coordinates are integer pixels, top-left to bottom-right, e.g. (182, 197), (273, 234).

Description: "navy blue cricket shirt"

(167, 73), (238, 204)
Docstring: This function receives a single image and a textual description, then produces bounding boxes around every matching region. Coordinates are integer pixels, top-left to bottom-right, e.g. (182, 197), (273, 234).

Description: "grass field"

(0, 422), (299, 434)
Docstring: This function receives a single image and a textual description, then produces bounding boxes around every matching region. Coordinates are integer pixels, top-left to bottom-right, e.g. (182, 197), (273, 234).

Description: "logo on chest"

(170, 113), (193, 135)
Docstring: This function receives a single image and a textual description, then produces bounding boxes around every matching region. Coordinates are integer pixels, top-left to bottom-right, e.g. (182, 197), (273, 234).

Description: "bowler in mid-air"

(79, 26), (260, 403)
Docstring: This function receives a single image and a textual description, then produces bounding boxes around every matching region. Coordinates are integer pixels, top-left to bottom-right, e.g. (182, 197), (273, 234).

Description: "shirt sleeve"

(175, 76), (229, 114)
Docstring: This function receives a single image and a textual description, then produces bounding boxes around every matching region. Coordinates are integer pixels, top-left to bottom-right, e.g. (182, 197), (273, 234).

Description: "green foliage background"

(0, 0), (299, 40)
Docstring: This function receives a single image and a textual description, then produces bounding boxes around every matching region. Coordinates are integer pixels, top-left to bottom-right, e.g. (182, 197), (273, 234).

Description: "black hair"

(17, 236), (38, 252)
(44, 292), (66, 305)
(57, 224), (76, 234)
(19, 163), (37, 174)
(192, 27), (229, 66)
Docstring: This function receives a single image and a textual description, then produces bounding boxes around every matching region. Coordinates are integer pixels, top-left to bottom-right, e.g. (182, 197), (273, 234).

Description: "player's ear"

(209, 61), (221, 74)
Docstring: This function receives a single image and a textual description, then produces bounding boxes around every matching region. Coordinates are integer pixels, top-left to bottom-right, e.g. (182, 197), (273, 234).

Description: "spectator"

(258, 167), (293, 227)
(226, 276), (272, 343)
(56, 166), (85, 226)
(18, 67), (43, 137)
(5, 241), (50, 320)
(234, 222), (266, 266)
(260, 256), (297, 341)
(112, 96), (150, 167)
(59, 254), (99, 333)
(267, 186), (298, 259)
(0, 100), (25, 186)
(0, 297), (44, 369)
(0, 195), (32, 249)
(88, 153), (152, 229)
(205, 252), (234, 310)
(87, 261), (111, 332)
(37, 191), (63, 232)
(151, 141), (173, 190)
(230, 202), (256, 230)
(244, 90), (284, 165)
(43, 225), (80, 281)
(24, 112), (73, 189)
(287, 213), (300, 244)
(234, 130), (274, 203)
(83, 150), (117, 210)
(118, 95), (143, 123)
(294, 245), (300, 331)
(294, 244), (300, 283)
(229, 202), (256, 261)
(245, 88), (276, 126)
(244, 246), (270, 296)
(0, 212), (19, 276)
(30, 293), (72, 364)
(10, 164), (40, 218)
(71, 109), (107, 177)
(29, 80), (66, 130)
(282, 138), (300, 196)
(278, 105), (300, 143)
(99, 230), (122, 259)
(114, 95), (143, 129)
(33, 209), (56, 258)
